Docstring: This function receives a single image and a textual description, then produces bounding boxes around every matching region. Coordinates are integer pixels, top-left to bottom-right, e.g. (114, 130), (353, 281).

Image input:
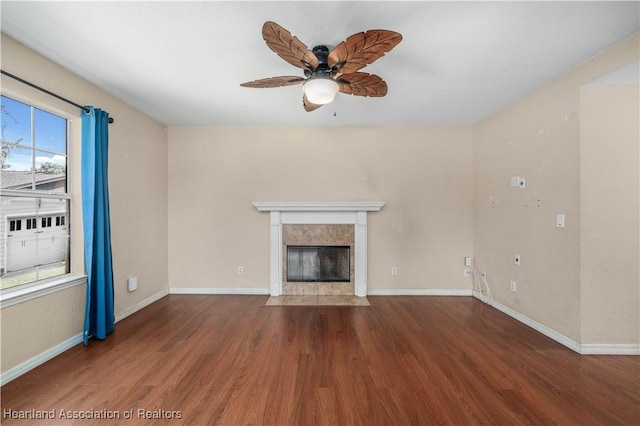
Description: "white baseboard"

(171, 287), (471, 297)
(368, 289), (473, 296)
(472, 290), (581, 353)
(473, 291), (492, 304)
(1, 332), (83, 386)
(472, 291), (639, 355)
(2, 288), (170, 386)
(169, 287), (270, 295)
(115, 288), (169, 323)
(580, 344), (640, 355)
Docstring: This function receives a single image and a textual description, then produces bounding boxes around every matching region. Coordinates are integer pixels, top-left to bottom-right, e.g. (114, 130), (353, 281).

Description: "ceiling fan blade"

(337, 73), (388, 97)
(302, 94), (324, 112)
(262, 21), (319, 71)
(240, 76), (306, 88)
(328, 30), (402, 74)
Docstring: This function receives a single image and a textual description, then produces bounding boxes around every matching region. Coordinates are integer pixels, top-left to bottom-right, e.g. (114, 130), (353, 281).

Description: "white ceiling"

(1, 1), (638, 126)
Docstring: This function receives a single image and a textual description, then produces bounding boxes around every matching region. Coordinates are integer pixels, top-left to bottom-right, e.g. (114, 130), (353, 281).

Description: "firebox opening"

(287, 245), (350, 282)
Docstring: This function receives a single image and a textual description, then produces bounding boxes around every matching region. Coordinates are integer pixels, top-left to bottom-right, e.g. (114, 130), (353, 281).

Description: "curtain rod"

(1, 69), (114, 124)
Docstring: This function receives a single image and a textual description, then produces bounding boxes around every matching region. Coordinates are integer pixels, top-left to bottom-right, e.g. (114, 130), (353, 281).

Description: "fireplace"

(282, 224), (354, 295)
(253, 202), (385, 297)
(287, 246), (350, 282)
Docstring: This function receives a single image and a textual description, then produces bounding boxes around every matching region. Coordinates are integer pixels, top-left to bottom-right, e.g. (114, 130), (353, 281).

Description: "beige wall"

(1, 34), (169, 373)
(580, 84), (639, 344)
(1, 286), (85, 372)
(473, 34), (639, 341)
(168, 126), (474, 292)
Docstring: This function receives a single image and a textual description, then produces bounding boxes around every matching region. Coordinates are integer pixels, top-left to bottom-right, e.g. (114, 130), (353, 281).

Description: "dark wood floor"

(2, 295), (639, 425)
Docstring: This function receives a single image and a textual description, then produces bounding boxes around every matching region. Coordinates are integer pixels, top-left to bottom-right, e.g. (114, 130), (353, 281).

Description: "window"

(1, 95), (70, 290)
(9, 219), (21, 232)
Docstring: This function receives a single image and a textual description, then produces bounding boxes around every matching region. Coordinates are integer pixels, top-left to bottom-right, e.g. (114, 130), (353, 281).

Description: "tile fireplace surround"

(253, 202), (385, 297)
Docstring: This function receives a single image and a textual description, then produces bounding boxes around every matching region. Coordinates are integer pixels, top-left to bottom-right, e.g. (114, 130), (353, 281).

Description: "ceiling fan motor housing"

(310, 45), (332, 77)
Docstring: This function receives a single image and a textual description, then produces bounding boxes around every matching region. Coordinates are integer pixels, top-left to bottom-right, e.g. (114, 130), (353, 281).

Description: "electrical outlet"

(391, 266), (398, 276)
(237, 266), (244, 275)
(127, 277), (138, 292)
(464, 257), (472, 266)
(514, 254), (521, 266)
(464, 268), (470, 278)
(510, 280), (517, 293)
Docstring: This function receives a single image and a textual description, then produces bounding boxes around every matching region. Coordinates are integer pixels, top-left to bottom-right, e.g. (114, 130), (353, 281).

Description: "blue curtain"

(82, 107), (115, 346)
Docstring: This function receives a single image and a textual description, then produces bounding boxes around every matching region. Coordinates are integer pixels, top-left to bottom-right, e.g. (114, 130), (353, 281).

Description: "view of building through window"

(1, 95), (70, 289)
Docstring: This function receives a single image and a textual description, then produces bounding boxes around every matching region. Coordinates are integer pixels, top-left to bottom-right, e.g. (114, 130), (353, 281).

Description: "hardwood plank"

(1, 295), (638, 425)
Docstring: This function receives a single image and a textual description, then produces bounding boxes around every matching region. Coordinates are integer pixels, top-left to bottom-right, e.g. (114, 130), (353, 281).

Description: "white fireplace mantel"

(253, 202), (385, 212)
(253, 202), (384, 297)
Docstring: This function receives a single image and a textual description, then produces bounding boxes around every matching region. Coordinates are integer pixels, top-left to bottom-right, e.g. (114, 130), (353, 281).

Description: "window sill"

(0, 274), (86, 309)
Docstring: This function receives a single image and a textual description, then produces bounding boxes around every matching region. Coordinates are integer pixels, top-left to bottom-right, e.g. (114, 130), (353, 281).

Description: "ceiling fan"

(240, 21), (402, 112)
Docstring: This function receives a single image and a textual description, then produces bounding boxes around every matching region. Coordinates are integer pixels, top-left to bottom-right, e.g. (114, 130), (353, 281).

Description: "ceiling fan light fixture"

(303, 77), (339, 105)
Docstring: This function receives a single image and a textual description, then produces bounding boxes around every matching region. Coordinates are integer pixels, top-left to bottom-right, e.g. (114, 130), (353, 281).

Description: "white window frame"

(0, 90), (85, 309)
